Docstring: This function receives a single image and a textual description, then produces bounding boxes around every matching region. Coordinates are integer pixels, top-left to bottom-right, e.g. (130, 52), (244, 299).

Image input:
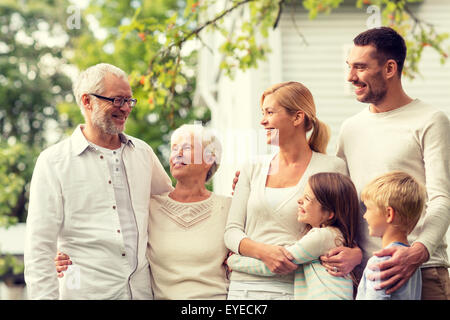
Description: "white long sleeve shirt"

(337, 99), (450, 269)
(90, 143), (138, 271)
(24, 125), (173, 299)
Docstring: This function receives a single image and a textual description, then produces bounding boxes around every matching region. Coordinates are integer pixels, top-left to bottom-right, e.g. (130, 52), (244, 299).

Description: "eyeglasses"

(89, 93), (137, 108)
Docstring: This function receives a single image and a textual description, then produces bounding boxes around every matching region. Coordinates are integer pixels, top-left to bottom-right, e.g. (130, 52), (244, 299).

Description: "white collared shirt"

(24, 125), (173, 299)
(90, 143), (137, 271)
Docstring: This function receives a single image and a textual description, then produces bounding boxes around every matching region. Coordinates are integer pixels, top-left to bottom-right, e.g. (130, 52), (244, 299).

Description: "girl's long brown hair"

(308, 172), (359, 249)
(308, 172), (360, 290)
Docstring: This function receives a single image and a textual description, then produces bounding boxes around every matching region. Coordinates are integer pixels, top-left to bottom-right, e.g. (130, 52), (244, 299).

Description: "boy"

(356, 171), (426, 300)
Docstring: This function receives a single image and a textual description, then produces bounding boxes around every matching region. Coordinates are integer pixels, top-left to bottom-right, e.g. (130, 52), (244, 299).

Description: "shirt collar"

(71, 125), (135, 156)
(119, 131), (135, 147)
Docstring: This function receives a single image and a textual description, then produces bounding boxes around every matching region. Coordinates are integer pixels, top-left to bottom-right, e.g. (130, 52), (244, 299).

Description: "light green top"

(228, 227), (354, 300)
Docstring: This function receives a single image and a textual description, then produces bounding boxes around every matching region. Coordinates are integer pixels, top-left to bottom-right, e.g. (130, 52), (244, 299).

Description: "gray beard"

(91, 107), (123, 135)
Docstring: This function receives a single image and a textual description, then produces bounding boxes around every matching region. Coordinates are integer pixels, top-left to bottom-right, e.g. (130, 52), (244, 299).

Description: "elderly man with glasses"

(24, 63), (173, 299)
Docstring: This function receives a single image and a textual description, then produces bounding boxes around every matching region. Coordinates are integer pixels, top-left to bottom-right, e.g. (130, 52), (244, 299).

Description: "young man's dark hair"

(353, 27), (407, 77)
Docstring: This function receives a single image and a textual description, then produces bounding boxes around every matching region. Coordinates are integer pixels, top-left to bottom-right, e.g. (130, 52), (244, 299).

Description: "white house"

(195, 0), (450, 251)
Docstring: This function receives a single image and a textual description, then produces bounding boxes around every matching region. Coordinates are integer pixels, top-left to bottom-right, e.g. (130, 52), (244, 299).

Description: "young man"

(325, 27), (449, 299)
(24, 63), (173, 299)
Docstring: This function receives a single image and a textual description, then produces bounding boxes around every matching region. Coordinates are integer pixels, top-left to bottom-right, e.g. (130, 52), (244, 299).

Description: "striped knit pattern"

(227, 227), (354, 300)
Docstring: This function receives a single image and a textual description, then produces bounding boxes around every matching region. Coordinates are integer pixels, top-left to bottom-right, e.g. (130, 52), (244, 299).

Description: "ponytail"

(308, 118), (330, 154)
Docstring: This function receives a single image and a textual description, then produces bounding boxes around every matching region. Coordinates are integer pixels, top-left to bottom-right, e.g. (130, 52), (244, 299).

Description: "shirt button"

(117, 230), (121, 233)
(100, 155), (104, 159)
(108, 180), (112, 184)
(122, 253), (126, 257)
(113, 205), (116, 209)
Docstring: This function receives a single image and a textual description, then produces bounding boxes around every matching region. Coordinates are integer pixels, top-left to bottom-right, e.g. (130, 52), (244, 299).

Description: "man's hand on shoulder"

(367, 242), (428, 294)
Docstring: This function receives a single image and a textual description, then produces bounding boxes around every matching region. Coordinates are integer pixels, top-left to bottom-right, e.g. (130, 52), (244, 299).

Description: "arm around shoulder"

(334, 156), (349, 176)
(149, 146), (173, 195)
(223, 165), (252, 254)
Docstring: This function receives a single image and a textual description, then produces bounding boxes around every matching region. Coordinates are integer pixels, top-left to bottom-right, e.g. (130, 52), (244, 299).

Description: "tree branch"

(289, 1), (308, 46)
(273, 0), (286, 29)
(402, 1), (434, 30)
(147, 0), (257, 73)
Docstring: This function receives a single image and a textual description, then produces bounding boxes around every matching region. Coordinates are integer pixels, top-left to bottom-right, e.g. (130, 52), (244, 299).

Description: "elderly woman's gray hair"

(171, 124), (222, 183)
(73, 63), (128, 115)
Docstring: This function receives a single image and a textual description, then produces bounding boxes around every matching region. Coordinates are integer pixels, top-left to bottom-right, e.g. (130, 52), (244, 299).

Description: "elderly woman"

(56, 124), (231, 300)
(147, 124), (230, 299)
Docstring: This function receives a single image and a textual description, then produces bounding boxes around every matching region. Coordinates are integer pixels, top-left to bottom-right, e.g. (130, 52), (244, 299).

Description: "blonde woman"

(224, 81), (360, 300)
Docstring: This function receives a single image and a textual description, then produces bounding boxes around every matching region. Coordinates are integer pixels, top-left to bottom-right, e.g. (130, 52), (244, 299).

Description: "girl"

(227, 172), (360, 300)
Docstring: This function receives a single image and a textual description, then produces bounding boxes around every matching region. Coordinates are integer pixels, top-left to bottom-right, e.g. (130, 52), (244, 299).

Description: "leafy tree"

(0, 0), (83, 278)
(0, 143), (38, 227)
(60, 0), (211, 171)
(0, 0), (83, 221)
(0, 0), (81, 147)
(0, 142), (34, 281)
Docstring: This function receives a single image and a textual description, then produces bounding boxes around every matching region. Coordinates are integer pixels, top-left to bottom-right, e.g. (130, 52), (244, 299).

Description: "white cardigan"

(224, 151), (348, 283)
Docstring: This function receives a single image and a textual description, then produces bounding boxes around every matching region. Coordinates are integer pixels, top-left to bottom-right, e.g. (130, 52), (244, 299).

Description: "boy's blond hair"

(361, 171), (426, 234)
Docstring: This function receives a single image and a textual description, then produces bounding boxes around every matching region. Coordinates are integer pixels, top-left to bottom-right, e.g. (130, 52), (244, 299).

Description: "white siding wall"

(197, 4), (274, 196)
(211, 59), (272, 196)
